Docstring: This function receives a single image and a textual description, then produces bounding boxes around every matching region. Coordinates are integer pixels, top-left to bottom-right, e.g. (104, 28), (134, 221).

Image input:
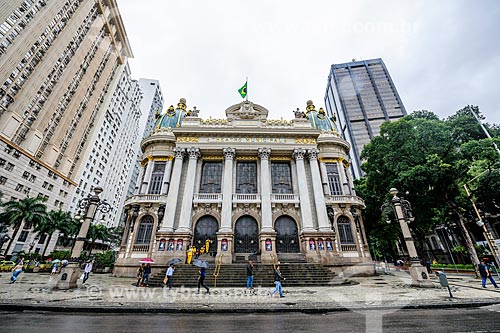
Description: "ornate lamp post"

(381, 188), (433, 287)
(71, 186), (111, 258)
(57, 186), (110, 290)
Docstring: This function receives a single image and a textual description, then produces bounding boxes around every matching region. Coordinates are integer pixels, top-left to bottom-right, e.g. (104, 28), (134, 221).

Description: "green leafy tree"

(0, 197), (48, 255)
(87, 224), (111, 256)
(35, 209), (74, 257)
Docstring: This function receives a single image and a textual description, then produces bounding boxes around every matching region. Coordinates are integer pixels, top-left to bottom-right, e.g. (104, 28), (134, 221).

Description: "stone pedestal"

(259, 231), (277, 264)
(55, 262), (81, 290)
(409, 262), (434, 287)
(216, 232), (233, 264)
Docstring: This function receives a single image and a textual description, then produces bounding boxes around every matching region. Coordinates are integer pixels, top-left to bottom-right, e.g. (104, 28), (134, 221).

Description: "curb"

(1, 299), (499, 314)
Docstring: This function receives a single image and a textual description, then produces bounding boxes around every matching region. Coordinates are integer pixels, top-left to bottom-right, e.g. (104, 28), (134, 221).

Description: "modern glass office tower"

(324, 58), (407, 179)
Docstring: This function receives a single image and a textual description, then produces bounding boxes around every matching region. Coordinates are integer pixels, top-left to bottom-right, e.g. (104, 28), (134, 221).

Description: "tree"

(35, 209), (74, 257)
(87, 224), (111, 256)
(0, 197), (48, 255)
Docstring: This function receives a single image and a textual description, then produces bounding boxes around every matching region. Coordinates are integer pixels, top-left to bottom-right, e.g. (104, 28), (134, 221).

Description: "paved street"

(0, 269), (499, 313)
(1, 306), (500, 333)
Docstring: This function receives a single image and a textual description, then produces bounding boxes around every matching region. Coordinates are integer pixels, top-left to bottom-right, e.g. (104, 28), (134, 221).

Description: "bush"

(431, 263), (475, 270)
(47, 250), (71, 260)
(93, 250), (116, 269)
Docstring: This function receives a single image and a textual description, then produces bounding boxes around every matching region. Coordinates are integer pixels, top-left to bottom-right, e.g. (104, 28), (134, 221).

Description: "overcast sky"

(117, 0), (500, 126)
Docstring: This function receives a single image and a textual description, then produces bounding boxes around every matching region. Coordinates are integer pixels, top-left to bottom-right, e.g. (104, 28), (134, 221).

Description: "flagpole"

(246, 76), (248, 101)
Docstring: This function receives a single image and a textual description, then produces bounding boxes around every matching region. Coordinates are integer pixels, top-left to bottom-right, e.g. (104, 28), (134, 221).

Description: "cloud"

(118, 0), (500, 125)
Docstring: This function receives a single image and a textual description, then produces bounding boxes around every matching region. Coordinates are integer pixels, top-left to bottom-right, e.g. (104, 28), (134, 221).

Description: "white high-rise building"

(125, 79), (163, 198)
(70, 63), (142, 228)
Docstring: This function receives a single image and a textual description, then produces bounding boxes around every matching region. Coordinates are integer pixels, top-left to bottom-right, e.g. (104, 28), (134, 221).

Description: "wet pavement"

(0, 269), (499, 313)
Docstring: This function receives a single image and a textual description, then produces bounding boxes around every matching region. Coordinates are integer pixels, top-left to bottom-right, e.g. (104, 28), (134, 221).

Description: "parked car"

(0, 260), (16, 272)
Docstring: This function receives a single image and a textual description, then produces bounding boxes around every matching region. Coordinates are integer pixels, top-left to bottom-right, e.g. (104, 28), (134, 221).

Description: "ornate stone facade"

(114, 99), (372, 276)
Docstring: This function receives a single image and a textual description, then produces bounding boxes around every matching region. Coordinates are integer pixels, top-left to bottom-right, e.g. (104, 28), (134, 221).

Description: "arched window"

(135, 215), (154, 244)
(337, 216), (354, 244)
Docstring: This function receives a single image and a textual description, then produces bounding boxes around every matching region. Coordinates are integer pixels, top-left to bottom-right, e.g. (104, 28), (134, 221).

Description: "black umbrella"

(192, 259), (209, 269)
(167, 258), (182, 265)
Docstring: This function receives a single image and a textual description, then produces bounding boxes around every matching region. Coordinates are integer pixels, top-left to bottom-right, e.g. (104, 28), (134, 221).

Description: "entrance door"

(234, 216), (259, 253)
(275, 216), (300, 253)
(193, 215), (218, 254)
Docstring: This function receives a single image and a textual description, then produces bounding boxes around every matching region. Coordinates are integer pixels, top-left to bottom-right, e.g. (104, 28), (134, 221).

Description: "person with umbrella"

(136, 263), (145, 287)
(141, 263), (152, 287)
(163, 261), (178, 289)
(193, 260), (210, 294)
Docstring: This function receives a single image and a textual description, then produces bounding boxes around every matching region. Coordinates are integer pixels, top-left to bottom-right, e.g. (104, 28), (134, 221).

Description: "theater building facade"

(114, 99), (372, 276)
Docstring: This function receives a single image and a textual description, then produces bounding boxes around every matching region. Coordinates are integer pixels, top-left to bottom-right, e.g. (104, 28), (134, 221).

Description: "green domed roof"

(155, 98), (189, 129)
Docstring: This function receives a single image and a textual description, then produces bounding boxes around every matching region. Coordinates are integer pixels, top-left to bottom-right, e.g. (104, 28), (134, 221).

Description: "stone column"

(339, 162), (349, 195)
(176, 148), (200, 232)
(319, 161), (330, 195)
(135, 165), (146, 194)
(160, 157), (174, 195)
(293, 148), (315, 232)
(220, 148), (235, 232)
(308, 149), (331, 231)
(259, 147), (273, 232)
(160, 148), (185, 232)
(140, 157), (154, 194)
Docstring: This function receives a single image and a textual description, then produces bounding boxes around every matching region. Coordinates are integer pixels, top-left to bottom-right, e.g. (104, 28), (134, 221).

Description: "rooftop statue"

(304, 100), (338, 132)
(155, 98), (189, 129)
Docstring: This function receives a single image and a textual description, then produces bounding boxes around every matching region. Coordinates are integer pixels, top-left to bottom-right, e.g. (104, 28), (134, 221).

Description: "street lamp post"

(71, 186), (111, 258)
(56, 186), (110, 290)
(382, 188), (433, 287)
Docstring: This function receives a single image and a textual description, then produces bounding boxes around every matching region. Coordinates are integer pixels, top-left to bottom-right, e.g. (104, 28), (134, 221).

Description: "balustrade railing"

(325, 195), (365, 207)
(132, 244), (150, 252)
(124, 194), (166, 206)
(232, 193), (261, 203)
(340, 244), (358, 252)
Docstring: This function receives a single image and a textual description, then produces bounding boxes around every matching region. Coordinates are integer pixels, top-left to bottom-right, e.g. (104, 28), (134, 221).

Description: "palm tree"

(35, 209), (73, 257)
(0, 197), (48, 255)
(87, 224), (111, 256)
(58, 217), (80, 248)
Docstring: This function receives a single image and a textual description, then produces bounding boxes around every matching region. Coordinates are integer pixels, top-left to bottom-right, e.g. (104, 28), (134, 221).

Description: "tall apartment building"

(125, 79), (163, 201)
(69, 63), (142, 228)
(324, 58), (407, 179)
(0, 0), (132, 255)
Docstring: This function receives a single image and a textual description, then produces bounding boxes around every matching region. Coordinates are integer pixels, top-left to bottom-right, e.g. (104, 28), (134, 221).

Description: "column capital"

(307, 148), (319, 160)
(293, 148), (306, 160)
(186, 147), (201, 159)
(258, 147), (271, 160)
(174, 148), (185, 159)
(223, 147), (236, 160)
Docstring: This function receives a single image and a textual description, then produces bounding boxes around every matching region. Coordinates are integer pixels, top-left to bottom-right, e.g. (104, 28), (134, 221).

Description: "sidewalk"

(0, 271), (499, 313)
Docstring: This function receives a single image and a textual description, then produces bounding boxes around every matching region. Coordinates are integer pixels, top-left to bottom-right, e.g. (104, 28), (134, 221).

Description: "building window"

(337, 216), (355, 244)
(135, 215), (154, 244)
(15, 183), (24, 192)
(326, 163), (343, 195)
(0, 176), (7, 184)
(5, 162), (14, 171)
(0, 158), (5, 167)
(199, 162), (222, 193)
(148, 162), (165, 194)
(271, 162), (292, 194)
(18, 230), (29, 242)
(236, 162), (257, 194)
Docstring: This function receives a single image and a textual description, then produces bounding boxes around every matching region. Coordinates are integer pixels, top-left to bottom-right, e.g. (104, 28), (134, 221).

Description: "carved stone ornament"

(187, 147), (201, 159)
(174, 148), (185, 159)
(258, 147), (271, 160)
(307, 148), (319, 160)
(223, 147), (236, 160)
(293, 148), (306, 160)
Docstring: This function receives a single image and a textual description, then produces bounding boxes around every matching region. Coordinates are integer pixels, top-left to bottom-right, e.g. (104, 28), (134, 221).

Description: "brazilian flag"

(238, 81), (247, 99)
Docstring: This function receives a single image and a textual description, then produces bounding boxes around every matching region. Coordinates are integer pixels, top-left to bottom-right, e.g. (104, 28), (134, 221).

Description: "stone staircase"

(149, 263), (337, 288)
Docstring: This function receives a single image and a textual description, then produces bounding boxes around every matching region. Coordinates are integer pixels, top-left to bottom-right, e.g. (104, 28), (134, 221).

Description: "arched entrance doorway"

(193, 215), (218, 254)
(234, 216), (259, 253)
(275, 216), (300, 253)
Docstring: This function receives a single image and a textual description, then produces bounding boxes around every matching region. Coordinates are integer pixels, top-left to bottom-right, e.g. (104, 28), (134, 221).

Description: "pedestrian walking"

(82, 260), (93, 284)
(10, 262), (23, 283)
(51, 263), (59, 275)
(136, 263), (145, 287)
(197, 267), (210, 294)
(246, 259), (254, 289)
(478, 260), (499, 288)
(270, 265), (286, 298)
(163, 264), (175, 289)
(141, 263), (152, 287)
